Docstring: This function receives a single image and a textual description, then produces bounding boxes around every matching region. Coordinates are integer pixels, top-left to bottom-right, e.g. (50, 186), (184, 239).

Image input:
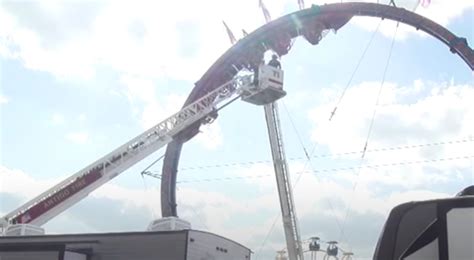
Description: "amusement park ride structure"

(1, 2), (473, 260)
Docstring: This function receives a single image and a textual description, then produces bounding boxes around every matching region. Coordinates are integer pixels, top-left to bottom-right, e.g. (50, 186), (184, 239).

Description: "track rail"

(161, 2), (473, 217)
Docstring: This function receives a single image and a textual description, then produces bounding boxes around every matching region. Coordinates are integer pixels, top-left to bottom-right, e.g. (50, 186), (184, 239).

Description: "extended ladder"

(1, 75), (253, 229)
(264, 102), (304, 260)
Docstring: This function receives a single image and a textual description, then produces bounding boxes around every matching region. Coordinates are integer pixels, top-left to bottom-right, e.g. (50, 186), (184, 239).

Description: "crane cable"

(338, 21), (400, 246)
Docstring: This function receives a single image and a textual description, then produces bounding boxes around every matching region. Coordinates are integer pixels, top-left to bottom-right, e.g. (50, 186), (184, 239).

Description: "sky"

(0, 0), (473, 259)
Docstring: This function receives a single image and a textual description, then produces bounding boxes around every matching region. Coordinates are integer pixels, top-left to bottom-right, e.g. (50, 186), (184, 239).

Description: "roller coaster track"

(161, 2), (474, 217)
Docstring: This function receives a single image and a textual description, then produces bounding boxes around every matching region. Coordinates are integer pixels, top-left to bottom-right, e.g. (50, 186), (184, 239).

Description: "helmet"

(272, 54), (278, 59)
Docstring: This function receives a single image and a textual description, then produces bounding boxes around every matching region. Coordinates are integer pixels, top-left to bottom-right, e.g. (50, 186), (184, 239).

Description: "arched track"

(161, 2), (474, 217)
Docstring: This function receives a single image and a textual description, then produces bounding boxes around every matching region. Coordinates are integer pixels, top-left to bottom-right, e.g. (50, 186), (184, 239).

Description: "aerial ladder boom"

(264, 102), (304, 260)
(1, 75), (253, 231)
(243, 64), (303, 259)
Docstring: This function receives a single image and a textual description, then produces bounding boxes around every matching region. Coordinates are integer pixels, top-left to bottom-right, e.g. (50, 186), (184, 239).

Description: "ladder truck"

(1, 65), (303, 260)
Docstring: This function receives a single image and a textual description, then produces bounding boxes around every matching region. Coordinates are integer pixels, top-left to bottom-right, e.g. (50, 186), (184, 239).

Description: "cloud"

(305, 79), (474, 194)
(233, 167), (457, 258)
(1, 1), (471, 83)
(51, 113), (64, 125)
(0, 166), (157, 233)
(308, 80), (474, 153)
(78, 113), (86, 122)
(0, 165), (272, 239)
(217, 133), (471, 256)
(0, 0), (287, 82)
(194, 123), (224, 150)
(120, 74), (224, 149)
(0, 94), (8, 104)
(0, 1), (105, 79)
(0, 166), (56, 200)
(119, 74), (186, 128)
(65, 131), (89, 144)
(52, 113), (87, 127)
(0, 160), (468, 259)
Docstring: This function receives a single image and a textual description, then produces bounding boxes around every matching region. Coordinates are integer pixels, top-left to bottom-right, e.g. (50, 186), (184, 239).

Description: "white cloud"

(0, 166), (56, 200)
(308, 80), (474, 154)
(415, 0), (474, 26)
(51, 112), (64, 125)
(0, 0), (287, 82)
(0, 94), (8, 104)
(141, 94), (186, 129)
(194, 123), (224, 150)
(93, 180), (161, 218)
(1, 158), (469, 259)
(120, 74), (223, 150)
(65, 131), (89, 144)
(1, 0), (471, 83)
(78, 113), (86, 122)
(305, 79), (474, 193)
(0, 165), (274, 242)
(120, 74), (186, 129)
(51, 113), (87, 126)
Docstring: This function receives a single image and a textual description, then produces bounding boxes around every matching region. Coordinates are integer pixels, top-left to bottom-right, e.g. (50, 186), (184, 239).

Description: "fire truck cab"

(373, 186), (474, 260)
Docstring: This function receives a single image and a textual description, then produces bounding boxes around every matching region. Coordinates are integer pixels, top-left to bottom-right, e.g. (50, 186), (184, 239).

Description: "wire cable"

(140, 154), (165, 176)
(338, 21), (400, 245)
(329, 20), (383, 121)
(282, 101), (311, 160)
(140, 173), (157, 219)
(176, 138), (473, 171)
(255, 214), (281, 259)
(173, 155), (473, 183)
(361, 22), (399, 159)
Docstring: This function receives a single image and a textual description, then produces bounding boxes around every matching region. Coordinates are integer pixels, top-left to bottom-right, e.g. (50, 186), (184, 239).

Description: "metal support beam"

(264, 102), (304, 260)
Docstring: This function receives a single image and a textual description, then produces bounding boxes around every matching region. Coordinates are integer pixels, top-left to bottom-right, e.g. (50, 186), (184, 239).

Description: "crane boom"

(1, 75), (252, 229)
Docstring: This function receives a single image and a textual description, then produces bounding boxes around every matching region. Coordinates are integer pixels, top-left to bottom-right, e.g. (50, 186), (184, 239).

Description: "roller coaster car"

(373, 186), (474, 260)
(241, 65), (286, 105)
